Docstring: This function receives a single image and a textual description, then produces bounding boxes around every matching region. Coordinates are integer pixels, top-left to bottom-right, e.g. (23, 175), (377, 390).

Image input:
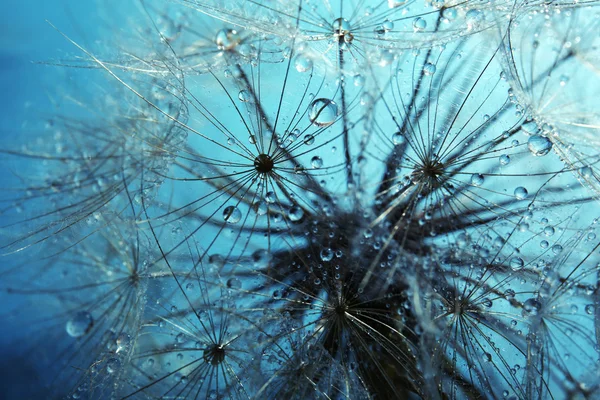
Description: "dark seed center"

(203, 344), (226, 366)
(412, 160), (445, 187)
(254, 154), (274, 174)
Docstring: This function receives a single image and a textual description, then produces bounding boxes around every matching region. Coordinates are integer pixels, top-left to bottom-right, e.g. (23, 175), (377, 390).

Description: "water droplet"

(265, 192), (277, 203)
(481, 298), (493, 308)
(215, 29), (241, 50)
(392, 132), (405, 145)
(353, 74), (365, 87)
(66, 311), (93, 338)
(470, 174), (484, 186)
(443, 8), (457, 20)
(413, 17), (427, 32)
(585, 304), (595, 315)
(227, 278), (242, 289)
(552, 244), (563, 254)
(320, 248), (334, 262)
(106, 358), (121, 374)
(223, 206), (242, 224)
(510, 257), (524, 271)
(423, 63), (436, 75)
(522, 298), (542, 316)
(252, 200), (268, 215)
(504, 289), (516, 299)
(288, 206), (304, 222)
(499, 154), (510, 165)
(308, 99), (338, 127)
(466, 9), (484, 30)
(238, 90), (251, 102)
(304, 134), (315, 145)
(514, 187), (528, 200)
(295, 55), (313, 72)
(311, 156), (323, 168)
(580, 166), (593, 178)
(527, 135), (552, 157)
(332, 18), (351, 34)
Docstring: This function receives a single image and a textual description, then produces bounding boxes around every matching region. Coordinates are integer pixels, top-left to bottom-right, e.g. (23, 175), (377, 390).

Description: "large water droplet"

(522, 298), (542, 316)
(470, 174), (484, 187)
(527, 135), (552, 157)
(215, 29), (241, 50)
(332, 18), (351, 34)
(288, 206), (304, 222)
(238, 90), (251, 102)
(413, 17), (427, 32)
(510, 257), (524, 271)
(223, 206), (242, 224)
(320, 248), (334, 262)
(423, 63), (436, 75)
(66, 311), (94, 338)
(295, 55), (313, 73)
(514, 186), (528, 200)
(252, 200), (268, 215)
(392, 132), (405, 145)
(227, 278), (242, 289)
(311, 156), (323, 168)
(309, 99), (338, 127)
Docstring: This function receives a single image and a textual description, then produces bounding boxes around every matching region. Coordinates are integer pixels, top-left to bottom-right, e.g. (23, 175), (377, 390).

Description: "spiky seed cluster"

(1, 1), (600, 399)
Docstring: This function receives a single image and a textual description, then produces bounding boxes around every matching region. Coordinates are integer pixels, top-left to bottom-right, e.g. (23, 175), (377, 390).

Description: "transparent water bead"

(308, 99), (338, 127)
(332, 18), (351, 35)
(522, 298), (542, 317)
(311, 156), (323, 168)
(215, 29), (241, 50)
(514, 187), (528, 200)
(288, 206), (304, 222)
(66, 311), (94, 338)
(527, 135), (552, 157)
(223, 206), (242, 224)
(392, 132), (405, 145)
(413, 17), (427, 32)
(320, 247), (334, 262)
(295, 55), (313, 73)
(510, 257), (524, 271)
(470, 174), (484, 187)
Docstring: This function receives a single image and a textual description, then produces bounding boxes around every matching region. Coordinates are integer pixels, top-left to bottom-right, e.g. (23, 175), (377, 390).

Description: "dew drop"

(510, 257), (524, 271)
(320, 248), (334, 262)
(527, 135), (552, 157)
(514, 187), (528, 200)
(423, 63), (436, 75)
(580, 166), (593, 178)
(223, 206), (242, 224)
(215, 29), (241, 50)
(470, 173), (484, 187)
(522, 298), (542, 316)
(227, 278), (242, 289)
(585, 304), (595, 315)
(295, 55), (313, 73)
(413, 17), (427, 32)
(106, 358), (121, 374)
(392, 132), (405, 145)
(332, 18), (351, 34)
(288, 206), (304, 222)
(238, 90), (251, 102)
(66, 311), (94, 338)
(466, 9), (484, 30)
(311, 156), (323, 168)
(499, 154), (510, 165)
(308, 99), (338, 127)
(252, 200), (268, 215)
